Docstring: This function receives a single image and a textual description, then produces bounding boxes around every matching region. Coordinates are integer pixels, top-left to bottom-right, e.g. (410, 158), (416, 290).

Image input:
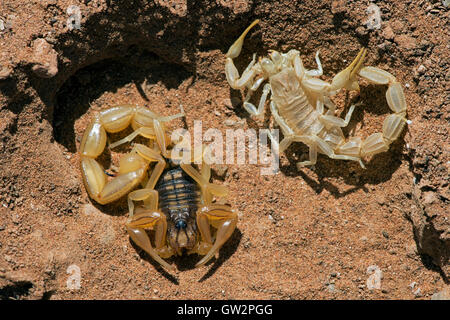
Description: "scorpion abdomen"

(156, 166), (201, 253)
(156, 167), (200, 227)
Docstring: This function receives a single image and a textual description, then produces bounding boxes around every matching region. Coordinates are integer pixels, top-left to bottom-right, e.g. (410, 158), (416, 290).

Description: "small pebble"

(413, 288), (422, 297)
(223, 97), (240, 110)
(67, 5), (82, 30)
(365, 3), (382, 30)
(5, 15), (15, 30)
(224, 119), (245, 128)
(417, 64), (426, 75)
(382, 25), (395, 40)
(396, 34), (417, 50)
(355, 26), (367, 37)
(31, 38), (58, 78)
(422, 191), (437, 205)
(326, 283), (336, 293)
(366, 265), (383, 290)
(214, 164), (228, 177)
(0, 66), (12, 80)
(331, 0), (347, 14)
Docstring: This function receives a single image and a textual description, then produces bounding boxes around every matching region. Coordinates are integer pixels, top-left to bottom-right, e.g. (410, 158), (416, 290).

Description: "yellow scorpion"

(79, 105), (237, 271)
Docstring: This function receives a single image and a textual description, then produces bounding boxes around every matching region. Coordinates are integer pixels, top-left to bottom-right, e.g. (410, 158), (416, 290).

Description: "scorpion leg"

(305, 51), (323, 77)
(109, 127), (155, 149)
(323, 96), (337, 114)
(127, 188), (159, 218)
(319, 104), (356, 128)
(181, 163), (228, 206)
(292, 51), (306, 79)
(300, 135), (365, 168)
(132, 144), (166, 190)
(194, 204), (237, 268)
(249, 75), (266, 91)
(109, 105), (185, 156)
(282, 135), (319, 167)
(296, 144), (318, 168)
(243, 83), (271, 118)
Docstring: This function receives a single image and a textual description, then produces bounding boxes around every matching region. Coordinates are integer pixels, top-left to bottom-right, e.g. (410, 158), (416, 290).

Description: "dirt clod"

(30, 38), (58, 78)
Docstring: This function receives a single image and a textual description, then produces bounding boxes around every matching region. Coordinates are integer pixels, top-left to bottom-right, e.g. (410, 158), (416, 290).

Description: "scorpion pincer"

(79, 104), (237, 271)
(225, 20), (408, 169)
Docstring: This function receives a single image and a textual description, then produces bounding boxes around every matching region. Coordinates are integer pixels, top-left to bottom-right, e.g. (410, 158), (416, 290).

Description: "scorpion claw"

(226, 19), (260, 59)
(331, 47), (367, 92)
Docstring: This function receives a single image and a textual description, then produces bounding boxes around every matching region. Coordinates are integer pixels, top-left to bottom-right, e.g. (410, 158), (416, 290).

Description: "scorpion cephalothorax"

(225, 20), (408, 169)
(79, 104), (237, 271)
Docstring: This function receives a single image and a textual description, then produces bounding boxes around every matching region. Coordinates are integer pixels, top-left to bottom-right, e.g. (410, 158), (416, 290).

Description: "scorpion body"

(225, 20), (408, 169)
(272, 68), (327, 139)
(270, 67), (367, 167)
(79, 104), (237, 271)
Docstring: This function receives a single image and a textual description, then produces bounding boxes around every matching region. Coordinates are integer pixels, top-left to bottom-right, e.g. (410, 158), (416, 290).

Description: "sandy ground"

(0, 0), (448, 300)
